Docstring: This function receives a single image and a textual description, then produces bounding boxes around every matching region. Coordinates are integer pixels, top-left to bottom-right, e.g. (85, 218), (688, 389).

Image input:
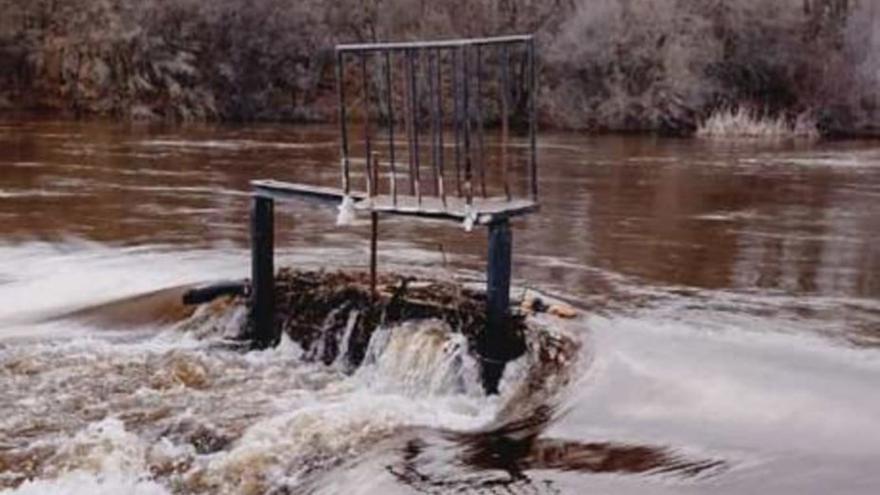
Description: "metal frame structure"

(249, 35), (540, 393)
(331, 34), (538, 207)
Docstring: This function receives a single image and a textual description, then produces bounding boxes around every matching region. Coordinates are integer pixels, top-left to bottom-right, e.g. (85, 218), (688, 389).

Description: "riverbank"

(1, 0), (878, 137)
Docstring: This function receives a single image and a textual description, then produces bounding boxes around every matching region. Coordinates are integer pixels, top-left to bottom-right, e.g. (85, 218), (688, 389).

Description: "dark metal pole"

(482, 218), (512, 394)
(336, 50), (351, 194)
(251, 195), (276, 349)
(528, 39), (538, 200)
(370, 154), (379, 301)
(370, 211), (378, 300)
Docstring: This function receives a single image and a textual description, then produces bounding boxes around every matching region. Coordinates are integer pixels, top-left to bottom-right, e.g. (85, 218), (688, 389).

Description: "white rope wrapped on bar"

(462, 204), (477, 232)
(336, 195), (357, 226)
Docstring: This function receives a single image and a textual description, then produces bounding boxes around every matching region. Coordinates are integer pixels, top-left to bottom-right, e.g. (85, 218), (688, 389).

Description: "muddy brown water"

(1, 117), (879, 494)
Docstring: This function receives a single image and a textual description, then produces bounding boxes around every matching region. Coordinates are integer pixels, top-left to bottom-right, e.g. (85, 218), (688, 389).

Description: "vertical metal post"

(475, 45), (487, 198)
(435, 49), (446, 206)
(361, 53), (373, 196)
(336, 50), (351, 194)
(482, 218), (512, 394)
(500, 44), (512, 201)
(428, 50), (439, 196)
(251, 195), (276, 349)
(462, 45), (473, 207)
(452, 48), (463, 197)
(428, 49), (444, 202)
(528, 38), (538, 200)
(404, 49), (416, 197)
(406, 49), (421, 202)
(370, 211), (378, 300)
(411, 50), (422, 205)
(370, 154), (379, 301)
(384, 51), (397, 206)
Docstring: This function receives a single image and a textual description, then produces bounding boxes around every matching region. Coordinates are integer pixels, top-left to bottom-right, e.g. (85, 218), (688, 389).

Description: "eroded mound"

(242, 269), (529, 373)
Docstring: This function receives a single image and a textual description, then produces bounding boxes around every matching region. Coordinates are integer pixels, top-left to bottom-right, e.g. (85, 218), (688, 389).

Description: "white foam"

(193, 320), (497, 492)
(4, 472), (170, 495)
(3, 419), (169, 495)
(0, 241), (246, 335)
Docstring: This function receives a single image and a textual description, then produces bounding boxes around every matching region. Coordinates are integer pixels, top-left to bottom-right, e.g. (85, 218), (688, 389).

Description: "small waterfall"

(356, 319), (484, 398)
(332, 309), (360, 370)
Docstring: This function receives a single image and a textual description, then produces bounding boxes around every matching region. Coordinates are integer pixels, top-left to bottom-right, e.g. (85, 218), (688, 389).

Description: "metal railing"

(335, 35), (538, 207)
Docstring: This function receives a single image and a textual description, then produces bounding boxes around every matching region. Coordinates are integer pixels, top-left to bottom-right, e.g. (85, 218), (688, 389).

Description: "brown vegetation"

(696, 107), (820, 139)
(252, 269), (527, 370)
(0, 0), (877, 135)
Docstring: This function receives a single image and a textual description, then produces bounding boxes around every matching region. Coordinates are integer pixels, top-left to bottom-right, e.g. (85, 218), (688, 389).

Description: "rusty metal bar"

(404, 49), (416, 197)
(370, 153), (380, 299)
(500, 44), (511, 201)
(528, 38), (538, 200)
(384, 51), (397, 206)
(462, 45), (473, 207)
(369, 152), (379, 197)
(370, 211), (378, 299)
(475, 45), (487, 198)
(428, 49), (444, 203)
(452, 48), (463, 197)
(436, 49), (447, 206)
(428, 50), (439, 196)
(336, 50), (351, 194)
(337, 34), (533, 52)
(361, 53), (373, 197)
(407, 49), (422, 204)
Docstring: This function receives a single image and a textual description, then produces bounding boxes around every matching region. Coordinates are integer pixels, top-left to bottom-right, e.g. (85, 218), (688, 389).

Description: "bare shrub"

(0, 0), (878, 135)
(544, 0), (720, 132)
(822, 0), (880, 135)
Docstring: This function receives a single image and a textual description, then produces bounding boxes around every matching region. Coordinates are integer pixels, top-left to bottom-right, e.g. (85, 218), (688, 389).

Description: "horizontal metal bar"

(356, 195), (539, 224)
(252, 180), (538, 224)
(183, 280), (247, 305)
(337, 35), (533, 53)
(252, 180), (367, 203)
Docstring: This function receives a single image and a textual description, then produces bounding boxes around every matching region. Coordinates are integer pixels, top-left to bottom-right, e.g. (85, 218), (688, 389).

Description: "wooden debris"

(243, 269), (527, 370)
(548, 303), (578, 319)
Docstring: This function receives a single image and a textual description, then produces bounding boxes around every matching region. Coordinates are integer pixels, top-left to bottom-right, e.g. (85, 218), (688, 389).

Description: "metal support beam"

(528, 39), (538, 200)
(335, 50), (351, 194)
(481, 218), (512, 394)
(251, 195), (277, 349)
(370, 211), (379, 300)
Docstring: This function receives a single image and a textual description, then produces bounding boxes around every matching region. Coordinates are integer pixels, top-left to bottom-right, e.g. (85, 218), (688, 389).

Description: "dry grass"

(696, 107), (819, 140)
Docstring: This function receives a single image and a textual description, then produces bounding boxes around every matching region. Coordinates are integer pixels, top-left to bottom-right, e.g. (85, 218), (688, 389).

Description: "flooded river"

(1, 118), (879, 494)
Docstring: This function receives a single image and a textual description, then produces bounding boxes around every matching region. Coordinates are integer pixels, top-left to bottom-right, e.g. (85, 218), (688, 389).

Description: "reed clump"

(696, 107), (819, 140)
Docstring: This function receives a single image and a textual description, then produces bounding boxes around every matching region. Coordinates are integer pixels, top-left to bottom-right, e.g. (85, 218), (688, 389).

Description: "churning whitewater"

(0, 243), (581, 494)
